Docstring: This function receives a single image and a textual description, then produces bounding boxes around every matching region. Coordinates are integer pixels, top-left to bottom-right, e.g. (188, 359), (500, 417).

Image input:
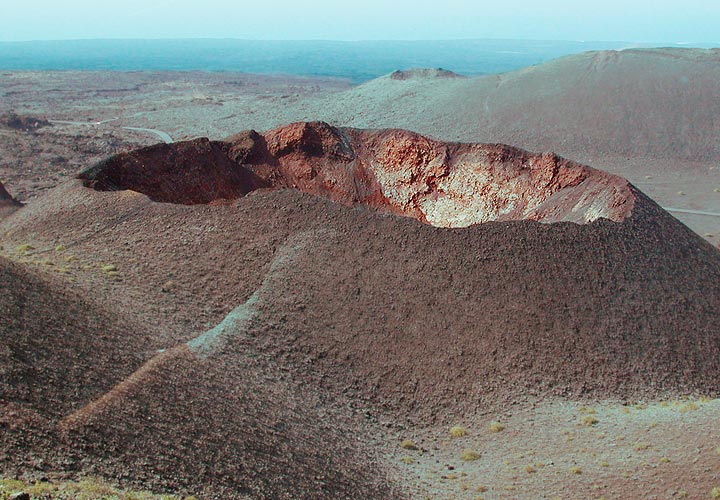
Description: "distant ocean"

(0, 38), (708, 82)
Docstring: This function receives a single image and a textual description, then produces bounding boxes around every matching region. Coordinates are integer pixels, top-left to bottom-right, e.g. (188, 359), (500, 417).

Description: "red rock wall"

(80, 122), (636, 226)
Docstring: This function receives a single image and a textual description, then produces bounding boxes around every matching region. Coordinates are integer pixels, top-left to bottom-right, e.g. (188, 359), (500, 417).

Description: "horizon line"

(0, 37), (719, 46)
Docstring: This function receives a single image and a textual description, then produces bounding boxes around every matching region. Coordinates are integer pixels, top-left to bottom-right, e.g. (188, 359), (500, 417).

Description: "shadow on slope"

(0, 181), (21, 218)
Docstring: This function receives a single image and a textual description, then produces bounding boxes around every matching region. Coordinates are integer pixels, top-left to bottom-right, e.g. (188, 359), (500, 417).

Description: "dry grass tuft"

(449, 425), (467, 438)
(581, 415), (599, 426)
(15, 243), (34, 253)
(400, 439), (419, 450)
(0, 476), (194, 500)
(460, 449), (481, 461)
(489, 421), (504, 433)
(679, 402), (699, 412)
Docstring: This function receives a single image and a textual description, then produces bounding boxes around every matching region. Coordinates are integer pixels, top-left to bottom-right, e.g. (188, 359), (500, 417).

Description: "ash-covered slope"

(463, 48), (720, 161)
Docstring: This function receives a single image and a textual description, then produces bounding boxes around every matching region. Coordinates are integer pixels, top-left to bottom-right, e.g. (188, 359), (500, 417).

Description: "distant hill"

(294, 48), (720, 163)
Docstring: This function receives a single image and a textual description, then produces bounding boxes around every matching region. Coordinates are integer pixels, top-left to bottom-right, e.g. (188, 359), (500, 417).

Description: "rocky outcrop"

(80, 122), (634, 226)
(0, 181), (21, 217)
(389, 68), (463, 80)
(0, 112), (50, 132)
(0, 181), (17, 203)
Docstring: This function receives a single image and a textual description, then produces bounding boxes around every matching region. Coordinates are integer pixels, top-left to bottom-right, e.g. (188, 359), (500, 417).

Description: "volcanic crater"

(66, 122), (720, 419)
(69, 123), (720, 422)
(79, 121), (634, 226)
(3, 121), (720, 499)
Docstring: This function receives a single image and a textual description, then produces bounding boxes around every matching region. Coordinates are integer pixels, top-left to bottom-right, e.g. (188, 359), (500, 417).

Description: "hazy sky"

(1, 0), (718, 43)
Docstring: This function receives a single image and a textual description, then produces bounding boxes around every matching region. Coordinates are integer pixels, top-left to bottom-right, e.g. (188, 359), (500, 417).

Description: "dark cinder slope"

(59, 341), (399, 500)
(240, 187), (720, 424)
(0, 256), (156, 473)
(0, 257), (152, 418)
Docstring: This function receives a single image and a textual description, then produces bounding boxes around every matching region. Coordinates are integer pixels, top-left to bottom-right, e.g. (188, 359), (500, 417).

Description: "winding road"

(121, 126), (173, 144)
(48, 118), (173, 143)
(663, 207), (720, 218)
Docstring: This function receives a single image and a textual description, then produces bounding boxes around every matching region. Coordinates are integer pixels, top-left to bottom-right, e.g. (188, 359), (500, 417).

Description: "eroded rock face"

(80, 122), (635, 226)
